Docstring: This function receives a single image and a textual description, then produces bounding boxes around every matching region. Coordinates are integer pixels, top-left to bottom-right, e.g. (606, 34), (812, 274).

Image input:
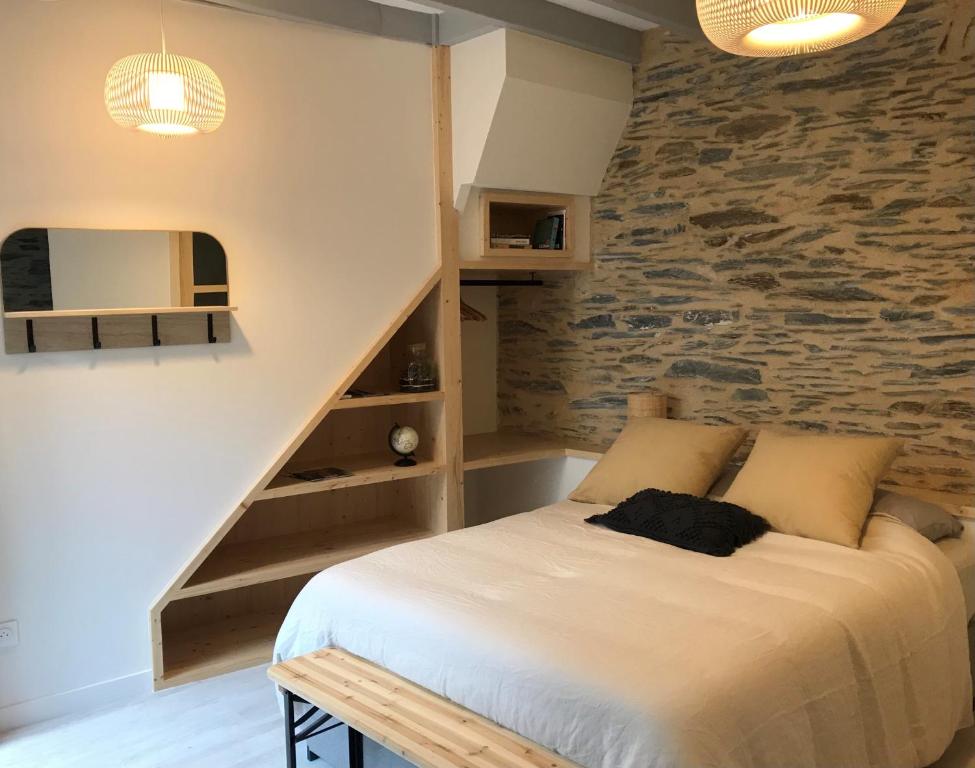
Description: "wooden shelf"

(463, 431), (604, 471)
(3, 305), (237, 320)
(460, 258), (589, 272)
(332, 391), (444, 410)
(159, 610), (283, 690)
(180, 518), (432, 598)
(257, 455), (444, 501)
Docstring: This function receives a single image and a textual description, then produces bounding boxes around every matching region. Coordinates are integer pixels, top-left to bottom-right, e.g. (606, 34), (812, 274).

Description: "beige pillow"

(723, 431), (902, 548)
(569, 417), (747, 505)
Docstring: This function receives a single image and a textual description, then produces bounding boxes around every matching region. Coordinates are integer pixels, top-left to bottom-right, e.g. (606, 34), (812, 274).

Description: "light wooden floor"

(0, 666), (290, 768)
(1, 663), (974, 768)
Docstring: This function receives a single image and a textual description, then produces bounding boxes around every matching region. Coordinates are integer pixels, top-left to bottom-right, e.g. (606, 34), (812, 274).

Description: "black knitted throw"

(585, 488), (770, 557)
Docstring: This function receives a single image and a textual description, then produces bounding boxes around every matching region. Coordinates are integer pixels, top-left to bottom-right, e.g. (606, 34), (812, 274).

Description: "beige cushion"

(569, 417), (747, 505)
(724, 431), (902, 548)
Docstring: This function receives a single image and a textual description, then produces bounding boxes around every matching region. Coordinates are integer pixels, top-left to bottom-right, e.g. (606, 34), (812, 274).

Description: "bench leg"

(284, 690), (298, 768)
(348, 727), (365, 768)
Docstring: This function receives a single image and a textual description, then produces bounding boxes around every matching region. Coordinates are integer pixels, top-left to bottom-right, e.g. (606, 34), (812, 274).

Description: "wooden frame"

(3, 307), (235, 354)
(270, 648), (582, 768)
(3, 227), (233, 353)
(479, 190), (576, 260)
(434, 45), (466, 534)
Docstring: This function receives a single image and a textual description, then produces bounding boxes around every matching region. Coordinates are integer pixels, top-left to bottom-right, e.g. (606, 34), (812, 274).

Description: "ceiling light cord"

(159, 0), (167, 56)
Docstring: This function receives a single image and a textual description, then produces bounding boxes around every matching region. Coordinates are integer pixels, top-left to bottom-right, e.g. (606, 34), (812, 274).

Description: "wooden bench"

(268, 648), (580, 768)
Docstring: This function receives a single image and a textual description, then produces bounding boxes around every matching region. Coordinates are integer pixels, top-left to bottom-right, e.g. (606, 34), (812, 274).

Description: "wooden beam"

(194, 0), (646, 63)
(582, 0), (703, 38)
(433, 46), (465, 531)
(428, 0), (643, 62)
(191, 0), (436, 44)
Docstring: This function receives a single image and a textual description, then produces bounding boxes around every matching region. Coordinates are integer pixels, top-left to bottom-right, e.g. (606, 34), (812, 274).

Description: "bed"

(274, 499), (973, 768)
(939, 518), (975, 619)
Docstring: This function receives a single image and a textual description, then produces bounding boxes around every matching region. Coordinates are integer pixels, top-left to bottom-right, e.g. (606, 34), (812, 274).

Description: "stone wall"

(497, 0), (975, 499)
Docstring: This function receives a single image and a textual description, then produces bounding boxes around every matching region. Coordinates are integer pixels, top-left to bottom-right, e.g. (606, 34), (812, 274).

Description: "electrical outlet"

(0, 620), (19, 648)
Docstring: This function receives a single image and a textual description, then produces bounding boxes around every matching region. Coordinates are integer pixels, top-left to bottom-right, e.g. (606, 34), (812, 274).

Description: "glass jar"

(400, 343), (437, 392)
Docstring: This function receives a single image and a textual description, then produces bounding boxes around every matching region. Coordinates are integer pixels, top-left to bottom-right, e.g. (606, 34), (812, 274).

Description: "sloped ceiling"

(451, 28), (633, 208)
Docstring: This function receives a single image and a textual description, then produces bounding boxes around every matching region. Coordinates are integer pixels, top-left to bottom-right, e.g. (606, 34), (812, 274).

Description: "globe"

(388, 424), (420, 467)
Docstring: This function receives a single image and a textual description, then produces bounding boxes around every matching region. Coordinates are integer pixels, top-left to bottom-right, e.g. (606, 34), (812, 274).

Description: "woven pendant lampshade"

(105, 53), (225, 135)
(696, 0), (906, 57)
(104, 2), (225, 136)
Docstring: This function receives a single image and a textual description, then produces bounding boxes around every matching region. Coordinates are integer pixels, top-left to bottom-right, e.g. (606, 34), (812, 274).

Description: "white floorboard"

(1, 663), (972, 768)
(0, 665), (289, 768)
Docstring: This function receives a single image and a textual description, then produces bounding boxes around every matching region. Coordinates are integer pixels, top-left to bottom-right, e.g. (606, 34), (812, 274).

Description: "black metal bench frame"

(283, 689), (365, 768)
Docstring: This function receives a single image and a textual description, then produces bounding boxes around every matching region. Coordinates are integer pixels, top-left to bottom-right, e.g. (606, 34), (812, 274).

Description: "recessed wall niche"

(0, 227), (236, 353)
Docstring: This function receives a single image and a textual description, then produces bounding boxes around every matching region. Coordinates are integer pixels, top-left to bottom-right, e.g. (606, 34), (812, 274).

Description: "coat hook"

(206, 312), (216, 343)
(26, 319), (36, 353)
(151, 314), (161, 346)
(91, 317), (101, 350)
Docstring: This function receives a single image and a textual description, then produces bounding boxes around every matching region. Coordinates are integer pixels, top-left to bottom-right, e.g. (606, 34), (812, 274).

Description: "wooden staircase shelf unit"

(150, 267), (461, 690)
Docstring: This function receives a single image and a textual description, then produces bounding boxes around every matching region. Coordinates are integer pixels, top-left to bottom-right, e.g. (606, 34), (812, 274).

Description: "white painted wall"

(0, 0), (435, 727)
(48, 229), (172, 310)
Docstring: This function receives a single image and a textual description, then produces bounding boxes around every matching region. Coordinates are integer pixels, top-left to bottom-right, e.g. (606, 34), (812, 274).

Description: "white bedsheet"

(274, 501), (972, 768)
(938, 519), (975, 620)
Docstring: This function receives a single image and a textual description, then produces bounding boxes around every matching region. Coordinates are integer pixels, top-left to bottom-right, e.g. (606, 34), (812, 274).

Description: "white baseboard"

(0, 669), (152, 733)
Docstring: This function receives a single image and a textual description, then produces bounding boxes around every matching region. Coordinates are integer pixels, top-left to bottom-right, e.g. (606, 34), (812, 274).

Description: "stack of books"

(490, 235), (532, 249)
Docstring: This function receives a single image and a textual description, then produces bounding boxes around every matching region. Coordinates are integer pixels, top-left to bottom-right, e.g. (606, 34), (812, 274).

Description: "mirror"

(0, 228), (229, 314)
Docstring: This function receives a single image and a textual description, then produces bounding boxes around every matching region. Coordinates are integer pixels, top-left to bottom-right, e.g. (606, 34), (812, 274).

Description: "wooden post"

(433, 46), (465, 531)
(627, 392), (668, 419)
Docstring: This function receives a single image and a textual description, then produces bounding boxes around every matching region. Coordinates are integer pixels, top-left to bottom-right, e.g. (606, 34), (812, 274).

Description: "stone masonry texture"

(497, 0), (975, 499)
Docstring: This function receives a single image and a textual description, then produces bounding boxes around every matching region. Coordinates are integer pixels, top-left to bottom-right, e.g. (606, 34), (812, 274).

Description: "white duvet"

(274, 501), (972, 768)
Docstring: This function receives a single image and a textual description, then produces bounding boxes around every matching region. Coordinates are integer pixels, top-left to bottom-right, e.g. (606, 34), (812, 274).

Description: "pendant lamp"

(105, 1), (225, 135)
(696, 0), (906, 57)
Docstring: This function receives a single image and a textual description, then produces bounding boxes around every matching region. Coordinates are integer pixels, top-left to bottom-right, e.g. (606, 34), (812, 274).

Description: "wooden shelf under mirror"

(2, 305), (237, 319)
(3, 307), (234, 353)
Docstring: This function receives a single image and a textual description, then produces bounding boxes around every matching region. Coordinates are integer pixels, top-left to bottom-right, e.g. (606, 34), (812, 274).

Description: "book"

(290, 467), (353, 482)
(532, 215), (563, 250)
(490, 236), (532, 248)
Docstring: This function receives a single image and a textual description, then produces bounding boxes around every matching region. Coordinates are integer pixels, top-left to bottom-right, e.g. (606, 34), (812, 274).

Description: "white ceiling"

(369, 0), (656, 30)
